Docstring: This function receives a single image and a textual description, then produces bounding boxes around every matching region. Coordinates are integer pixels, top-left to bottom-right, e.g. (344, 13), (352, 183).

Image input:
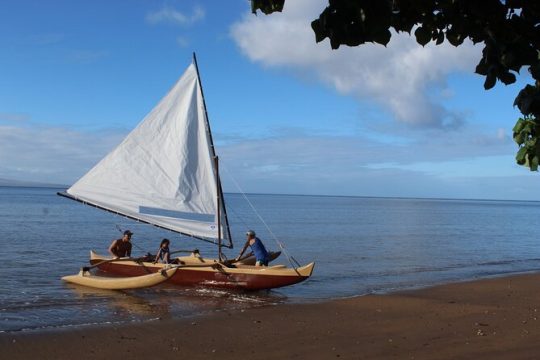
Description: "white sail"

(65, 63), (229, 244)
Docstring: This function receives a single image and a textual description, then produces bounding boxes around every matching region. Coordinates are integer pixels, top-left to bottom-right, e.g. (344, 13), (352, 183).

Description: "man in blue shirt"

(235, 230), (269, 266)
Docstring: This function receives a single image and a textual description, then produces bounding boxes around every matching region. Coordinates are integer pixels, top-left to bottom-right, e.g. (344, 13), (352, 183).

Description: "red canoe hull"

(91, 260), (313, 291)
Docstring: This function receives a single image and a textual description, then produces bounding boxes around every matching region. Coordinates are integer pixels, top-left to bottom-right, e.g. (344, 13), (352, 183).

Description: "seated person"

(235, 230), (269, 266)
(108, 230), (133, 258)
(154, 238), (175, 264)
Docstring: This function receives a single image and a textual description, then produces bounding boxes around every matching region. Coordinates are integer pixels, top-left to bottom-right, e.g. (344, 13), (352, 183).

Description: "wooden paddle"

(167, 263), (223, 269)
(83, 254), (228, 273)
(220, 253), (252, 267)
(82, 256), (148, 272)
(169, 249), (200, 256)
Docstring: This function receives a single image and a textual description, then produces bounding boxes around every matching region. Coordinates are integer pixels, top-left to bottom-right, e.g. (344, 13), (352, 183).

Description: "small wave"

(477, 258), (540, 267)
(4, 317), (163, 334)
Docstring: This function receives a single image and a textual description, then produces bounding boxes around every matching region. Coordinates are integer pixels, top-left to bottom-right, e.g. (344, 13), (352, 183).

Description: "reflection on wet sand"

(64, 279), (288, 324)
(65, 283), (170, 318)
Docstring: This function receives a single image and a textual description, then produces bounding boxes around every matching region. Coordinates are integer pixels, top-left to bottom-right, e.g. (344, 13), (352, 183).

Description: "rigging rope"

(115, 224), (147, 253)
(222, 165), (300, 268)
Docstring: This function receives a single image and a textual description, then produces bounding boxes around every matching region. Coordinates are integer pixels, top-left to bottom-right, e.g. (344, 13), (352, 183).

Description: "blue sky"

(0, 0), (538, 200)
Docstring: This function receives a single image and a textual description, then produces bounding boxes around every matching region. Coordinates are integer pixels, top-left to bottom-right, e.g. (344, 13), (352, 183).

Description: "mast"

(215, 156), (222, 260)
(192, 52), (233, 250)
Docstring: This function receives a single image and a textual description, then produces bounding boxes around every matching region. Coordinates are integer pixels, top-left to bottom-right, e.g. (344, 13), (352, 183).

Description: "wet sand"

(2, 273), (540, 359)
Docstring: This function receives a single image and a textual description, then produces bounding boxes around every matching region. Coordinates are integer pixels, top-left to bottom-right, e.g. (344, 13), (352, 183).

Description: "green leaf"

(446, 31), (463, 47)
(414, 26), (431, 46)
(513, 84), (540, 115)
(522, 122), (533, 134)
(526, 137), (537, 147)
(484, 73), (497, 90)
(475, 59), (488, 75)
(512, 118), (525, 133)
(513, 131), (525, 145)
(530, 64), (540, 81)
(372, 29), (391, 46)
(311, 20), (326, 43)
(499, 71), (516, 85)
(516, 146), (528, 165)
(330, 36), (341, 50)
(435, 31), (444, 45)
(530, 155), (539, 171)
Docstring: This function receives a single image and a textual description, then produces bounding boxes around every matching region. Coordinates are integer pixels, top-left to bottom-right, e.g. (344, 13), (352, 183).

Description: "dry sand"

(2, 273), (540, 359)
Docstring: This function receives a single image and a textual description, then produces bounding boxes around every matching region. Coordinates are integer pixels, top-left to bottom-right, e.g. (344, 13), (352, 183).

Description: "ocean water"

(2, 186), (540, 332)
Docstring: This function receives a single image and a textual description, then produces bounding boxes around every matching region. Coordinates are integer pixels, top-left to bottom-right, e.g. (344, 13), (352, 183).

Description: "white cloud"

(497, 128), (507, 141)
(176, 36), (189, 48)
(0, 113), (30, 123)
(146, 5), (205, 26)
(68, 50), (108, 64)
(0, 124), (125, 184)
(0, 120), (519, 199)
(216, 124), (515, 196)
(230, 0), (482, 128)
(31, 33), (64, 45)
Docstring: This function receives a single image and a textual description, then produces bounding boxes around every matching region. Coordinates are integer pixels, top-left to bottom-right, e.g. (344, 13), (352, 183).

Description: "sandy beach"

(2, 272), (540, 359)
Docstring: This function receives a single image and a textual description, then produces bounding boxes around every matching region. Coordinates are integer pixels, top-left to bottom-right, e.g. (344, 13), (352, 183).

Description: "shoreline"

(3, 272), (540, 359)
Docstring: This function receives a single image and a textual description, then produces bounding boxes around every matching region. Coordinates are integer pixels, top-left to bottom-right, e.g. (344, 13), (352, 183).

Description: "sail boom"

(57, 192), (233, 248)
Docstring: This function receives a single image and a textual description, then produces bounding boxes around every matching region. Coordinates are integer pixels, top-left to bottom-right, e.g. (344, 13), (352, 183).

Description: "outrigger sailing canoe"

(59, 54), (314, 290)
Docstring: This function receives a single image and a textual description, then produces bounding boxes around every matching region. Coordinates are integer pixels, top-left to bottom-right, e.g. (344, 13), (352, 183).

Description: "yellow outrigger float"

(62, 267), (178, 290)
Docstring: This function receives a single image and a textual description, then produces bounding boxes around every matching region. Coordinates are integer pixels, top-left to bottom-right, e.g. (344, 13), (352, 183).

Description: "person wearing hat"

(108, 230), (133, 258)
(235, 230), (269, 266)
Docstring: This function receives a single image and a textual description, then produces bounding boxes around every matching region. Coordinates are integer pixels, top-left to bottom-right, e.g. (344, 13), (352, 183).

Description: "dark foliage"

(251, 0), (540, 170)
(251, 0), (284, 15)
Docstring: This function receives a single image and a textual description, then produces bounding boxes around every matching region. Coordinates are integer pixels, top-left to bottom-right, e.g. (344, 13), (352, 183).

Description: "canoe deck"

(141, 250), (281, 266)
(62, 267), (178, 290)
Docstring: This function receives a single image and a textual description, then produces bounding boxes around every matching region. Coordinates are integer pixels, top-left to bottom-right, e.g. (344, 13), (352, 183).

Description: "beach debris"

(120, 335), (136, 340)
(474, 322), (489, 327)
(476, 329), (487, 336)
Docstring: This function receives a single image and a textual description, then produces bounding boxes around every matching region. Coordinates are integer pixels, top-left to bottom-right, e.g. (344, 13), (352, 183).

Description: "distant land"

(0, 177), (66, 188)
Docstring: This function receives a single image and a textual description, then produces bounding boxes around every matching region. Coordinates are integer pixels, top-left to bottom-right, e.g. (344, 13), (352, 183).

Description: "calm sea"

(2, 186), (540, 332)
